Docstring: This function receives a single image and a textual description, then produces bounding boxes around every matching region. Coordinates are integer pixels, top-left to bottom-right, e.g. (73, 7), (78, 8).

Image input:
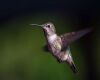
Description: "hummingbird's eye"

(46, 25), (50, 28)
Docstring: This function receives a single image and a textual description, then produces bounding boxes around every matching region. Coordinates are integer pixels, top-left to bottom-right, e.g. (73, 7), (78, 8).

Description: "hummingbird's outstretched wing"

(60, 28), (92, 49)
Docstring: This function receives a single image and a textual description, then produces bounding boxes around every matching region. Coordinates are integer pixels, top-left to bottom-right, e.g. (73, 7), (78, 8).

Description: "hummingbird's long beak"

(30, 24), (43, 27)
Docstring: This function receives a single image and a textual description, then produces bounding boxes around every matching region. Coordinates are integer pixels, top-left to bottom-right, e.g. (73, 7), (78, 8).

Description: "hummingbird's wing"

(60, 28), (92, 49)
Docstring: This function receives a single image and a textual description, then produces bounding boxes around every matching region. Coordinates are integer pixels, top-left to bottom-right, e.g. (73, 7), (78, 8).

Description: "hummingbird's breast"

(47, 34), (62, 54)
(47, 34), (57, 43)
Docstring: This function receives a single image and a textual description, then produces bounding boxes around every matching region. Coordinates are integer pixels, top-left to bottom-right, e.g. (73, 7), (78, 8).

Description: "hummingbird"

(30, 22), (92, 73)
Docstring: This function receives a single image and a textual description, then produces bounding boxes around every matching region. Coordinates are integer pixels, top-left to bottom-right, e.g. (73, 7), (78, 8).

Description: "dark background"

(0, 0), (100, 80)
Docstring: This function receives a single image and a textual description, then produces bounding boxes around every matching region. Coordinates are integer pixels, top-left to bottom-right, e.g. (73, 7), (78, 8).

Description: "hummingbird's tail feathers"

(65, 49), (78, 74)
(60, 28), (92, 47)
(70, 62), (78, 74)
(66, 56), (78, 74)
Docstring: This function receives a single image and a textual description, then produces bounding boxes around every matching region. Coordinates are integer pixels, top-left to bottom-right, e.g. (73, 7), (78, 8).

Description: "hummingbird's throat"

(43, 29), (52, 36)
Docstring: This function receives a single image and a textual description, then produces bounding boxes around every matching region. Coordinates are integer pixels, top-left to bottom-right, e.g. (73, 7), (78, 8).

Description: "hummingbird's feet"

(57, 59), (63, 63)
(43, 45), (49, 52)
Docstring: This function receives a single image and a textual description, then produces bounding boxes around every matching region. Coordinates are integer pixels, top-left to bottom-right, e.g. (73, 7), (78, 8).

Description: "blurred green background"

(0, 0), (100, 80)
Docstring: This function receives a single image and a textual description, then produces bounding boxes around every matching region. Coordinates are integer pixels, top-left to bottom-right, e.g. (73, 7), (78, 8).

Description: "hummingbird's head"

(42, 22), (56, 35)
(30, 22), (56, 36)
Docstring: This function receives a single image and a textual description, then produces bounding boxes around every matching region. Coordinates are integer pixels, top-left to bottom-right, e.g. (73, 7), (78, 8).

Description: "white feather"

(62, 53), (68, 60)
(48, 34), (57, 43)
